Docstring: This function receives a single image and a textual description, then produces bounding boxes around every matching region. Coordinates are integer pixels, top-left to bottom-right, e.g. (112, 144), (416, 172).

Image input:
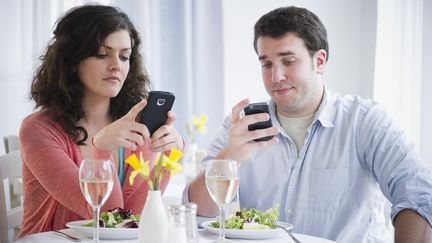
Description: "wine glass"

(205, 159), (239, 243)
(79, 159), (114, 242)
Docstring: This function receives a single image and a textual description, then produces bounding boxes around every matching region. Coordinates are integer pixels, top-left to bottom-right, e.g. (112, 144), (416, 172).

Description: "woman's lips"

(103, 76), (120, 83)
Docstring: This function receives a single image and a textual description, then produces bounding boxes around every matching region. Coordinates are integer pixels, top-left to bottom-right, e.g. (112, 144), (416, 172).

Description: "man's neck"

(277, 84), (324, 118)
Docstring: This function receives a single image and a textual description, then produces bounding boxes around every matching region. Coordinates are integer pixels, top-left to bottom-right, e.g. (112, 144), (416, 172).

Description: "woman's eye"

(120, 56), (130, 61)
(95, 53), (108, 58)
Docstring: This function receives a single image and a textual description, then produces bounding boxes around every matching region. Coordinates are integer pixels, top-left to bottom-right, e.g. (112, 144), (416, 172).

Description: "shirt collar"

(314, 87), (335, 128)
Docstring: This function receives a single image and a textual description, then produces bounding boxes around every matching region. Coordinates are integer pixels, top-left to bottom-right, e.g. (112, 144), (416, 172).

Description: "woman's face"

(78, 29), (131, 100)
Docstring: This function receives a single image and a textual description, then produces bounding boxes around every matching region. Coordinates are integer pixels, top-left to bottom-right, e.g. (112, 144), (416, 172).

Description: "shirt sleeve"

(357, 102), (432, 226)
(203, 115), (232, 161)
(19, 115), (124, 219)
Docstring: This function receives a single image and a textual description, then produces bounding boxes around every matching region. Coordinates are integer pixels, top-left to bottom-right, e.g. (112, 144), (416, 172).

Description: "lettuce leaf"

(82, 207), (139, 228)
(210, 204), (280, 230)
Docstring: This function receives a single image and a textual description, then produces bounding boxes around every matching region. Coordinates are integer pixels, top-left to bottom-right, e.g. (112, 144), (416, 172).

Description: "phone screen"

(244, 102), (274, 142)
(139, 91), (175, 135)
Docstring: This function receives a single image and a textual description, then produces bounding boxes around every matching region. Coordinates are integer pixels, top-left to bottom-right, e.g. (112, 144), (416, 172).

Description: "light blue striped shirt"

(200, 88), (432, 242)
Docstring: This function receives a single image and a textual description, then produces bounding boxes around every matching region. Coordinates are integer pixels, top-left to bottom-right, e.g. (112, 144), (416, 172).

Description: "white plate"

(201, 220), (293, 240)
(66, 220), (138, 240)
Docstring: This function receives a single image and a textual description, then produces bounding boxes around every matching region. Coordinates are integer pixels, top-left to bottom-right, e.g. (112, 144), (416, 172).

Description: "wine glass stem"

(93, 207), (100, 242)
(219, 205), (226, 241)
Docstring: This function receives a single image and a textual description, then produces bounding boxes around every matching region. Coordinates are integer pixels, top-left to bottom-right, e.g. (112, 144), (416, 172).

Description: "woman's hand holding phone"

(93, 96), (183, 152)
(138, 91), (183, 152)
(149, 111), (184, 152)
(93, 99), (151, 151)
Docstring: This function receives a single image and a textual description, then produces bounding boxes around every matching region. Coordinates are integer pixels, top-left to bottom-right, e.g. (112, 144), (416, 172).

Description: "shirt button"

(286, 208), (292, 216)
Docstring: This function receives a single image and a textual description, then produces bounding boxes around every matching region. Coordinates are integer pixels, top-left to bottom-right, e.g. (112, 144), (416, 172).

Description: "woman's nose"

(108, 56), (121, 71)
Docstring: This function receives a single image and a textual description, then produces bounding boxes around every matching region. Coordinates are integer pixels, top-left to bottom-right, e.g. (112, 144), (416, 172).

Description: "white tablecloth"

(15, 228), (335, 243)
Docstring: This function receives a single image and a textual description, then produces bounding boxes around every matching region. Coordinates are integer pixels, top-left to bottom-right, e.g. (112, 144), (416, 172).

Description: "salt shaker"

(168, 204), (188, 243)
(184, 202), (199, 243)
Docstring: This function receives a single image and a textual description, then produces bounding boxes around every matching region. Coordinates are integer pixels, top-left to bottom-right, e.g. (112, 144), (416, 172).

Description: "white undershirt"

(276, 111), (315, 152)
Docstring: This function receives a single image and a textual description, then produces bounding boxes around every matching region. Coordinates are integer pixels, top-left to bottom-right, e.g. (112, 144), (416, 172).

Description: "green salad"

(210, 205), (279, 230)
(82, 207), (140, 228)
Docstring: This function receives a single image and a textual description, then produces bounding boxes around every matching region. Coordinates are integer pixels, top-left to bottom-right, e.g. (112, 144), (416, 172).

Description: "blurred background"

(0, 0), (431, 166)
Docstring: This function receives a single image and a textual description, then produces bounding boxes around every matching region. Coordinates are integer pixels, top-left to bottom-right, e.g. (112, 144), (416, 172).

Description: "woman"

(18, 4), (183, 237)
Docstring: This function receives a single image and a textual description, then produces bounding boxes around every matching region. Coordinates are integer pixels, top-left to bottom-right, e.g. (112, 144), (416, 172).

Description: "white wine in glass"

(79, 159), (114, 242)
(205, 159), (239, 243)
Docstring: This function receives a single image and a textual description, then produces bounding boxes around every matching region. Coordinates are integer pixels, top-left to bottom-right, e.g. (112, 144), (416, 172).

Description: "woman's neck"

(80, 94), (112, 127)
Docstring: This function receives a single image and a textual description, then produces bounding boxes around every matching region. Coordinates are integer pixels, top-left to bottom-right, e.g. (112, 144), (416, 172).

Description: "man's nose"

(271, 65), (286, 83)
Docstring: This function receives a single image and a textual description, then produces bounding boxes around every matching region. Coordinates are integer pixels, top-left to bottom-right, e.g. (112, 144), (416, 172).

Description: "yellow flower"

(160, 148), (184, 176)
(125, 152), (150, 186)
(125, 148), (184, 190)
(169, 147), (183, 162)
(160, 157), (182, 177)
(192, 115), (208, 134)
(186, 114), (208, 143)
(168, 161), (182, 176)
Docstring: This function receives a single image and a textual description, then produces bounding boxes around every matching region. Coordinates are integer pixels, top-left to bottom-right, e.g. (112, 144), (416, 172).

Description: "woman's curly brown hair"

(31, 4), (150, 145)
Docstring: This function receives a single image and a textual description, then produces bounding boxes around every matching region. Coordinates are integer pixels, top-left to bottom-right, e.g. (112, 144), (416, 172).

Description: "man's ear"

(314, 49), (327, 74)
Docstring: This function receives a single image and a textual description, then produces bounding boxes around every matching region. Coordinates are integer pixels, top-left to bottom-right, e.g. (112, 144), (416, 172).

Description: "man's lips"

(273, 87), (294, 95)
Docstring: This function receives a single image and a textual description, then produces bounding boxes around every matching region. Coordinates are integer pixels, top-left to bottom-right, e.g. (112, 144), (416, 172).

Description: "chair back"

(0, 138), (5, 155)
(0, 150), (23, 243)
(3, 135), (21, 153)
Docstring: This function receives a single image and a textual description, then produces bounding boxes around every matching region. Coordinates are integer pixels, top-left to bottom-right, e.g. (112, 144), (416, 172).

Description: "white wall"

(0, 1), (36, 140)
(221, 0), (377, 114)
(421, 0), (432, 165)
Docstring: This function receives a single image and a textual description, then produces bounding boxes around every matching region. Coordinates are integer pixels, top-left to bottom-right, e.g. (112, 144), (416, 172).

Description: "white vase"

(138, 190), (169, 243)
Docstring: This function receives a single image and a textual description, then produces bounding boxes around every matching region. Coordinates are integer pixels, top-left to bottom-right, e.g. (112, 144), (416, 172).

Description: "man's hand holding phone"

(244, 102), (275, 142)
(216, 99), (279, 162)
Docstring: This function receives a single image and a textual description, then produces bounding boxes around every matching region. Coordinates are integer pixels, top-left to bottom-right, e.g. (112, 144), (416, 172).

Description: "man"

(185, 6), (432, 242)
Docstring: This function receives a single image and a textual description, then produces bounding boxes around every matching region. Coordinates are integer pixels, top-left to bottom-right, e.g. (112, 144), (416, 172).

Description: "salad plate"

(201, 220), (293, 240)
(66, 220), (138, 240)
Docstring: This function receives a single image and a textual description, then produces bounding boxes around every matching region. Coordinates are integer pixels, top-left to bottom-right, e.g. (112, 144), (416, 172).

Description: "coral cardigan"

(18, 111), (167, 237)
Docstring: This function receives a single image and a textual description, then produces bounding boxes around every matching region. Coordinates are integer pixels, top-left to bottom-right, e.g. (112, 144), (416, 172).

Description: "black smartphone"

(244, 102), (274, 142)
(139, 91), (175, 135)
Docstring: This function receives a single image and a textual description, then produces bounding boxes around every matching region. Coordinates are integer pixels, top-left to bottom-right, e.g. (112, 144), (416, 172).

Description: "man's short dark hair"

(253, 6), (329, 61)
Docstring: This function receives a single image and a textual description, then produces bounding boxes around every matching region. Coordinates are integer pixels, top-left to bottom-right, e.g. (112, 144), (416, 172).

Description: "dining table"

(14, 228), (336, 243)
(14, 175), (335, 243)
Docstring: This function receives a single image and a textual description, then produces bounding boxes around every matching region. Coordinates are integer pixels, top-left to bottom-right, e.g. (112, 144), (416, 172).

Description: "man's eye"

(261, 63), (272, 69)
(283, 59), (296, 66)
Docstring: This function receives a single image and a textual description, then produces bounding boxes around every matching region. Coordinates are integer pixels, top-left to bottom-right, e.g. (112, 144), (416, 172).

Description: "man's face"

(257, 33), (326, 117)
